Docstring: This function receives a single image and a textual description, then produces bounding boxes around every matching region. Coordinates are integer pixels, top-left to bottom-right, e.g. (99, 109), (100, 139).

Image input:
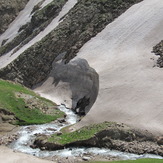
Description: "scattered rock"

(56, 132), (62, 136)
(153, 40), (163, 67)
(57, 118), (66, 123)
(46, 128), (57, 132)
(82, 156), (91, 161)
(33, 122), (163, 156)
(0, 133), (19, 145)
(157, 137), (163, 145)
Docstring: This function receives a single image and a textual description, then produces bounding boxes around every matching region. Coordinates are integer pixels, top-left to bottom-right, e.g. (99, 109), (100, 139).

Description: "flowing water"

(9, 105), (163, 160)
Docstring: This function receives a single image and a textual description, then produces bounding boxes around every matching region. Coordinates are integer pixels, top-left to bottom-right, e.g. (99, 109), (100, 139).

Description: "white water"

(9, 105), (163, 160)
(9, 105), (78, 156)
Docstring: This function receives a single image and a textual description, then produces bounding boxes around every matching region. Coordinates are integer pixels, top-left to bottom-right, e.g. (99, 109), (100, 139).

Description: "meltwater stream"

(9, 105), (163, 160)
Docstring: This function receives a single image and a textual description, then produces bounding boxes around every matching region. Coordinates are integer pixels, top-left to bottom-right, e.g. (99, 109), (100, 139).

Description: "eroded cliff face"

(0, 0), (29, 36)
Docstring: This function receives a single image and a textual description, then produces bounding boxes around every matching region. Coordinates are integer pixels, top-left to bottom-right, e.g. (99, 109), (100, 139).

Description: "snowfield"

(0, 0), (163, 135)
(74, 0), (163, 135)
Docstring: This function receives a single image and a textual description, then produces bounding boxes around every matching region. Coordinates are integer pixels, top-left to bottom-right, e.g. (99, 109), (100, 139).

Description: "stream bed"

(9, 105), (163, 161)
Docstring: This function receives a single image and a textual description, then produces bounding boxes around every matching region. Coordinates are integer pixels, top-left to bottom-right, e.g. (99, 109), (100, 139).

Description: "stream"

(9, 105), (163, 161)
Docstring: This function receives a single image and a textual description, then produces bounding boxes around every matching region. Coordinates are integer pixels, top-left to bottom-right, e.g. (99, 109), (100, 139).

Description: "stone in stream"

(56, 132), (62, 136)
(57, 118), (66, 123)
(46, 128), (57, 131)
(82, 156), (91, 161)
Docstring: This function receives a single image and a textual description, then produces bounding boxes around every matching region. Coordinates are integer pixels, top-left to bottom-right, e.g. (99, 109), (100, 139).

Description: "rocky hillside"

(0, 0), (29, 36)
(0, 0), (163, 136)
(34, 122), (163, 156)
(0, 0), (143, 115)
(0, 0), (67, 55)
(0, 0), (142, 87)
(0, 79), (64, 126)
(153, 40), (163, 67)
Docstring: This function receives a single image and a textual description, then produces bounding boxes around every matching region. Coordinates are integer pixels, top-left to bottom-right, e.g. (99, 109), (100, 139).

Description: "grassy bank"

(86, 158), (163, 163)
(0, 79), (64, 125)
(48, 122), (114, 144)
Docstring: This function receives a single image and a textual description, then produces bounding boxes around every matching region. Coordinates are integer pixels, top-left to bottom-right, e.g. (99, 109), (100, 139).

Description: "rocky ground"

(0, 146), (54, 163)
(0, 123), (19, 146)
(34, 122), (163, 157)
(153, 40), (163, 67)
(0, 0), (29, 36)
(0, 0), (68, 56)
(45, 154), (120, 163)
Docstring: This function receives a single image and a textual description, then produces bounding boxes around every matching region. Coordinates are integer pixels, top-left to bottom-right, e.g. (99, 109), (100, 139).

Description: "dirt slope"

(73, 0), (163, 135)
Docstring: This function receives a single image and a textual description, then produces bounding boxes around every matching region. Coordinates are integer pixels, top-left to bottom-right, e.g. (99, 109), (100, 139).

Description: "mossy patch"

(0, 79), (64, 125)
(48, 122), (115, 144)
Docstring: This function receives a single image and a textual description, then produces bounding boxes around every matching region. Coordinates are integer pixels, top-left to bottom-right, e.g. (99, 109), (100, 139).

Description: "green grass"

(48, 122), (114, 144)
(86, 158), (163, 163)
(0, 79), (64, 125)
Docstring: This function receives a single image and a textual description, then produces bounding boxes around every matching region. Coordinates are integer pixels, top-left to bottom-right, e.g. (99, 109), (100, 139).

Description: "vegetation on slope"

(0, 0), (67, 56)
(0, 79), (64, 125)
(0, 0), (142, 88)
(48, 122), (114, 144)
(34, 121), (162, 156)
(0, 0), (29, 36)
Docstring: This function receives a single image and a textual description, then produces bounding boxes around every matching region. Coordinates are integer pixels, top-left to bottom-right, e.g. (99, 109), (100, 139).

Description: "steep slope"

(0, 0), (142, 84)
(0, 0), (42, 46)
(0, 0), (68, 56)
(0, 0), (29, 35)
(0, 0), (77, 70)
(153, 40), (163, 67)
(0, 0), (163, 135)
(0, 79), (64, 126)
(73, 0), (163, 135)
(0, 0), (142, 114)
